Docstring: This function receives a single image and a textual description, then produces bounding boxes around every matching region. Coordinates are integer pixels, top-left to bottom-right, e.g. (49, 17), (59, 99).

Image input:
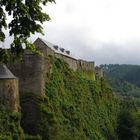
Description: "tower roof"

(0, 64), (16, 79)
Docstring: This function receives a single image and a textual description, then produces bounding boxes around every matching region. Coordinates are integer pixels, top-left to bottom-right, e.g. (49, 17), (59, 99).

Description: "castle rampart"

(95, 66), (104, 79)
(34, 38), (95, 73)
(7, 38), (99, 96)
(55, 52), (78, 71)
(8, 53), (46, 96)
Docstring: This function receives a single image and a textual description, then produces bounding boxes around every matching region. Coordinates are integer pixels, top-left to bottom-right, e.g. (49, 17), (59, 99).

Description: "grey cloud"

(85, 42), (140, 65)
(43, 26), (140, 65)
(3, 21), (140, 66)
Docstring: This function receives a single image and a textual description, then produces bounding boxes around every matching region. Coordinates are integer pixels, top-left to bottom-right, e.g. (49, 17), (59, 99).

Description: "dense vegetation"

(20, 57), (140, 140)
(117, 108), (140, 140)
(101, 64), (140, 87)
(0, 59), (140, 139)
(101, 64), (140, 106)
(0, 105), (23, 139)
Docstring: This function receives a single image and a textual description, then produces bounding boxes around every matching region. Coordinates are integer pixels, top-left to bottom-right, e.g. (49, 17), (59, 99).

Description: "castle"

(0, 38), (103, 111)
(34, 38), (95, 72)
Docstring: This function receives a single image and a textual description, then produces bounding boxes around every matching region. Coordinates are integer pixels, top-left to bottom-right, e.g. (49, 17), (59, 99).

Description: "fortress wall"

(80, 60), (88, 71)
(43, 57), (52, 83)
(77, 60), (95, 80)
(34, 38), (95, 72)
(34, 38), (55, 56)
(8, 54), (45, 96)
(72, 59), (79, 71)
(62, 55), (78, 71)
(87, 62), (95, 71)
(34, 38), (48, 56)
(79, 60), (95, 71)
(47, 47), (54, 56)
(7, 38), (96, 97)
(0, 79), (19, 112)
(54, 53), (78, 71)
(54, 52), (62, 59)
(95, 67), (104, 79)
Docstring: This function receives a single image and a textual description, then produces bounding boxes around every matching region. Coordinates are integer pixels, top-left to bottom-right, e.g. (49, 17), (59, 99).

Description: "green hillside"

(101, 64), (140, 87)
(0, 59), (140, 139)
(101, 64), (140, 106)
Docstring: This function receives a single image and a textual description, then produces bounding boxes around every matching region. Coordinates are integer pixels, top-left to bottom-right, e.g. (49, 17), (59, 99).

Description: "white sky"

(45, 0), (140, 43)
(3, 0), (140, 65)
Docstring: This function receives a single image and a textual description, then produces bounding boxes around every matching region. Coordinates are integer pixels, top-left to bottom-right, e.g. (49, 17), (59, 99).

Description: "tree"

(117, 110), (140, 140)
(0, 0), (55, 62)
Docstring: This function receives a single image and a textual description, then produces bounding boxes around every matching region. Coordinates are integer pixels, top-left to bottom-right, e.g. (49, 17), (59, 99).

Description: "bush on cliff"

(117, 110), (140, 140)
(0, 105), (24, 139)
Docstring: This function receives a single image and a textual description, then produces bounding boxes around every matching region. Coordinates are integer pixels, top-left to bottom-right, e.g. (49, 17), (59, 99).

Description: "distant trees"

(0, 0), (55, 62)
(102, 64), (140, 106)
(101, 64), (140, 87)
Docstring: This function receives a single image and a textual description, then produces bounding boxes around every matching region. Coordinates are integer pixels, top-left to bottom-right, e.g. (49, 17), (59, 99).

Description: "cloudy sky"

(3, 0), (140, 65)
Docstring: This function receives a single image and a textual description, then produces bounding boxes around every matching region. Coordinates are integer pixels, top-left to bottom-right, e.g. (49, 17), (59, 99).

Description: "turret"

(0, 64), (19, 112)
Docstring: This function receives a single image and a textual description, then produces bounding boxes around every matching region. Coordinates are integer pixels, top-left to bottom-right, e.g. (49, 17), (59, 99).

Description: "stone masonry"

(7, 38), (103, 96)
(0, 64), (19, 112)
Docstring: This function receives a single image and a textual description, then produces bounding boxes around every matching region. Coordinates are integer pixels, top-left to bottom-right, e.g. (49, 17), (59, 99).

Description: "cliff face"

(20, 56), (122, 140)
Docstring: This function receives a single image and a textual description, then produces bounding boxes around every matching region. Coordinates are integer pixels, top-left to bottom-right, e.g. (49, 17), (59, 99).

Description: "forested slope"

(101, 64), (140, 106)
(101, 64), (140, 87)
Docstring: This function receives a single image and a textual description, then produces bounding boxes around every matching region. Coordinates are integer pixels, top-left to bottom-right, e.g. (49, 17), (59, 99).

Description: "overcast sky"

(3, 0), (140, 65)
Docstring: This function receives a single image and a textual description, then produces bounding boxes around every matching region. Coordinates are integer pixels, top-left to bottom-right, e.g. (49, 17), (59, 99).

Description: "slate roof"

(40, 38), (77, 59)
(0, 64), (16, 79)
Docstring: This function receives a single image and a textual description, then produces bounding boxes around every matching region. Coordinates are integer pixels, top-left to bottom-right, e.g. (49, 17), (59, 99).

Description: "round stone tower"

(0, 64), (19, 112)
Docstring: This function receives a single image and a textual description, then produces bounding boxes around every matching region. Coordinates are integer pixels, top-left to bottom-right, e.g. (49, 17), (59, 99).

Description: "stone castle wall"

(95, 66), (104, 79)
(34, 38), (95, 72)
(78, 60), (95, 71)
(55, 53), (78, 71)
(8, 54), (46, 96)
(8, 38), (96, 96)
